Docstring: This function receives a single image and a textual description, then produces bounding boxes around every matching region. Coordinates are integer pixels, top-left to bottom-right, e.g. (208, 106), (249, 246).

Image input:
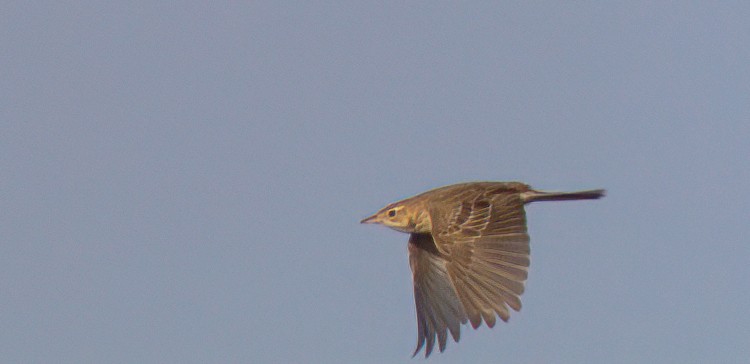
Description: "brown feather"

(363, 181), (604, 357)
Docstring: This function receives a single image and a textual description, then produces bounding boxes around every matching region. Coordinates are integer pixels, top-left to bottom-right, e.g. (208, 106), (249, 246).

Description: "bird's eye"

(388, 209), (397, 217)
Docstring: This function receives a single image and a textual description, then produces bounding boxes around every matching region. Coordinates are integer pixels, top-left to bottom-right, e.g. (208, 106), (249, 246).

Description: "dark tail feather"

(522, 189), (606, 203)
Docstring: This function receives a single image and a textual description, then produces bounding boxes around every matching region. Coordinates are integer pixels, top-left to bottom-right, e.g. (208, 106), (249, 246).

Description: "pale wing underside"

(408, 187), (531, 357)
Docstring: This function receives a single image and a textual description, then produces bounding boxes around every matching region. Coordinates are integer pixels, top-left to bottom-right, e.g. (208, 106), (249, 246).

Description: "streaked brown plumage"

(360, 181), (605, 357)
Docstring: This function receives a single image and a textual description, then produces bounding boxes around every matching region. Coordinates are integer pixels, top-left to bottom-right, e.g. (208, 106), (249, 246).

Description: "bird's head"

(360, 202), (414, 233)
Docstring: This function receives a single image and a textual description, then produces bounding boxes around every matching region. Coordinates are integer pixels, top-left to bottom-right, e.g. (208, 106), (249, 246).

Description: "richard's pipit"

(361, 181), (604, 357)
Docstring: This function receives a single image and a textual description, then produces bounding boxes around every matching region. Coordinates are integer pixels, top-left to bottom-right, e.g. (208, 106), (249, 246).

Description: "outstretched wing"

(407, 233), (467, 357)
(430, 187), (531, 330)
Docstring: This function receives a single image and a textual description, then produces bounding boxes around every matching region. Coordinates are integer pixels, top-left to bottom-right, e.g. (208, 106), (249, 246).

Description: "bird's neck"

(412, 209), (432, 233)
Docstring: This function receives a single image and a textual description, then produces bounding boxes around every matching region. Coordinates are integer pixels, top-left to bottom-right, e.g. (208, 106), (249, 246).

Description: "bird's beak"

(360, 213), (380, 224)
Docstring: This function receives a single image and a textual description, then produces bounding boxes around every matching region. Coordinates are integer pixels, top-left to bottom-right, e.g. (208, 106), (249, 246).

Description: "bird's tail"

(521, 189), (606, 203)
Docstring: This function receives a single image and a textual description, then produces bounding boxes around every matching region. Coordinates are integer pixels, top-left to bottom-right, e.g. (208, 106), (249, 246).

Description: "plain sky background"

(2, 2), (749, 363)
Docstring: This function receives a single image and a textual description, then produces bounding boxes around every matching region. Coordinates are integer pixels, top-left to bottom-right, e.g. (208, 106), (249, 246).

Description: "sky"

(2, 2), (749, 363)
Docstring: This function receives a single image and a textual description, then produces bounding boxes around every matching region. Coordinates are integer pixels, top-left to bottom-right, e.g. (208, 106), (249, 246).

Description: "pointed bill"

(360, 213), (381, 224)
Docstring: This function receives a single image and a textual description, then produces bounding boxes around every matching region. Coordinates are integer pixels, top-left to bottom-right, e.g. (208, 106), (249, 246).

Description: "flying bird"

(361, 181), (605, 357)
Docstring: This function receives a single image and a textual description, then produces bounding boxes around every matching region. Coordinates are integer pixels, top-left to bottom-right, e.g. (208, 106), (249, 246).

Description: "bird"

(360, 181), (605, 357)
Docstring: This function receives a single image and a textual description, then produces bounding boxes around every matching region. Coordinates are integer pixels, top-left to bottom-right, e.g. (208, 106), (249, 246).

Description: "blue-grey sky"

(3, 2), (749, 363)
